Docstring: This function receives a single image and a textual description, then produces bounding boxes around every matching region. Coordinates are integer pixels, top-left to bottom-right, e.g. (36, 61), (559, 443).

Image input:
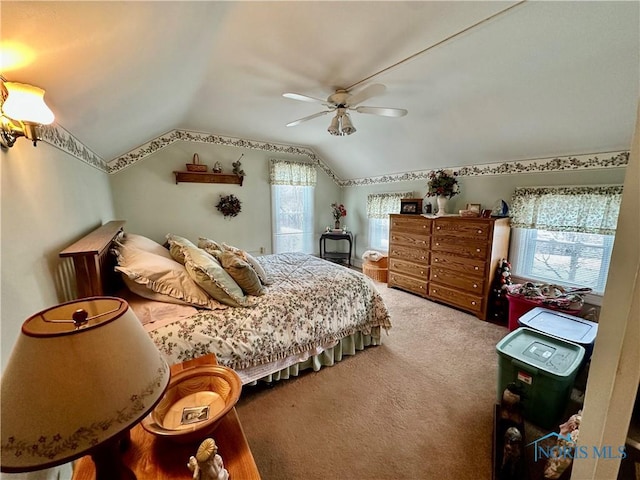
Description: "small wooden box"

(400, 198), (423, 214)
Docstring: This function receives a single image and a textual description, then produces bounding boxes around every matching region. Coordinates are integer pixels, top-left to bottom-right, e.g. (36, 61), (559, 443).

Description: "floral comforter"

(147, 252), (392, 370)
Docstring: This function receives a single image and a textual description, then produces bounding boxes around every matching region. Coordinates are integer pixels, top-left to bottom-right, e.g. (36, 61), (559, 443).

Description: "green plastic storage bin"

(496, 327), (585, 429)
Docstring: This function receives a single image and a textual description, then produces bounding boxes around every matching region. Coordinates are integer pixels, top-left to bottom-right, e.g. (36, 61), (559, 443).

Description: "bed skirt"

(238, 326), (384, 385)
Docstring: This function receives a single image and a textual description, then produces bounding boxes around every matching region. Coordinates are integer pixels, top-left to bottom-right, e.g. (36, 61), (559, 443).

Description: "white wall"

(109, 141), (341, 253)
(1, 141), (114, 371)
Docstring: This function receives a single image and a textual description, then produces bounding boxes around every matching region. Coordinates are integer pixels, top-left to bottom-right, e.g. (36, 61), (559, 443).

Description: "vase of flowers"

(425, 169), (459, 216)
(331, 203), (347, 229)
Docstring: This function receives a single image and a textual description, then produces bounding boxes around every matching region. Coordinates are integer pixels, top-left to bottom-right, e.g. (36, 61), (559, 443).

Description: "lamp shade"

(340, 113), (356, 135)
(2, 82), (54, 125)
(0, 297), (170, 472)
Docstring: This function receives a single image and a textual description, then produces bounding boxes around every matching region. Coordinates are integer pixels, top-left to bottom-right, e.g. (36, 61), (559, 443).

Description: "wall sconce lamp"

(1, 80), (55, 149)
(0, 297), (170, 479)
(327, 107), (356, 136)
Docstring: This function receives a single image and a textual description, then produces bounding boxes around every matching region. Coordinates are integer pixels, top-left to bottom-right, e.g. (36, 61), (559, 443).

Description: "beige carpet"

(235, 282), (508, 480)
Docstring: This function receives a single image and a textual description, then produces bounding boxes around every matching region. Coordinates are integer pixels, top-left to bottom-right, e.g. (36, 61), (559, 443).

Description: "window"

(367, 192), (413, 251)
(270, 160), (316, 254)
(510, 185), (622, 295)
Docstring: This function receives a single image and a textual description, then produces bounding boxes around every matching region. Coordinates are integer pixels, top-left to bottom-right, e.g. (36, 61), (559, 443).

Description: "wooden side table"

(319, 231), (353, 266)
(72, 354), (260, 480)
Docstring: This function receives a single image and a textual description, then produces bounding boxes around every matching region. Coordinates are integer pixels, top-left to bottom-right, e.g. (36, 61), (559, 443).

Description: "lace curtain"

(269, 159), (317, 186)
(510, 185), (623, 235)
(367, 192), (414, 219)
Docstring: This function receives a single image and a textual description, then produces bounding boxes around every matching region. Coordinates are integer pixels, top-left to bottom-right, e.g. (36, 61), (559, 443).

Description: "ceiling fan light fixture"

(327, 114), (340, 136)
(340, 113), (356, 135)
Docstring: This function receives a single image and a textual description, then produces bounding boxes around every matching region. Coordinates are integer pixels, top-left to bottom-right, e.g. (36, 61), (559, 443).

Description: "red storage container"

(506, 294), (581, 331)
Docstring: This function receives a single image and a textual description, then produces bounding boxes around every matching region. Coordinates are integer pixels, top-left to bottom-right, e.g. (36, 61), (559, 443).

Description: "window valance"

(367, 192), (414, 219)
(510, 185), (623, 235)
(269, 159), (317, 186)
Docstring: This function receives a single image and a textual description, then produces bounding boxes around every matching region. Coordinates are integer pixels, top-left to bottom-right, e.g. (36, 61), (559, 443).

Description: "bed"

(59, 221), (392, 384)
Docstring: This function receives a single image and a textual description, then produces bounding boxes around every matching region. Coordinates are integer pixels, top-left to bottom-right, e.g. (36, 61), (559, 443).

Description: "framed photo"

(400, 198), (422, 214)
(466, 203), (481, 213)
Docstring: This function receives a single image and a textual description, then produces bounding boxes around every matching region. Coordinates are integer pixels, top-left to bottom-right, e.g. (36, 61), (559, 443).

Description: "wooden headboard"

(59, 220), (125, 298)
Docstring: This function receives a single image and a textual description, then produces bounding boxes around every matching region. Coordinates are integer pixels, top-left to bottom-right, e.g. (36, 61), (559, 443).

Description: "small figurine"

(232, 154), (245, 177)
(212, 161), (223, 173)
(187, 438), (229, 480)
(500, 426), (523, 479)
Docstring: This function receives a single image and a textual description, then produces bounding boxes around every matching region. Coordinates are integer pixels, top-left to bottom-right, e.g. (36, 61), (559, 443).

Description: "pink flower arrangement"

(331, 203), (347, 222)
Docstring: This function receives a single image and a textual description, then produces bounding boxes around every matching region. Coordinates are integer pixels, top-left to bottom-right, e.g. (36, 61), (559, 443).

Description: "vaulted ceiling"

(2, 1), (638, 181)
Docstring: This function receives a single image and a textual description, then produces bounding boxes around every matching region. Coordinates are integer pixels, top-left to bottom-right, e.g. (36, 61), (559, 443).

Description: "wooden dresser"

(388, 214), (510, 321)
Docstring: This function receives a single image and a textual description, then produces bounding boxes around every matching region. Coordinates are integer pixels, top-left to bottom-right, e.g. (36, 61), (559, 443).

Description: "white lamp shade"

(2, 82), (55, 125)
(0, 297), (170, 472)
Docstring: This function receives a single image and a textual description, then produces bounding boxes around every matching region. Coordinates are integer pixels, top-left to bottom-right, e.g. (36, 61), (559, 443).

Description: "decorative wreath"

(216, 194), (242, 218)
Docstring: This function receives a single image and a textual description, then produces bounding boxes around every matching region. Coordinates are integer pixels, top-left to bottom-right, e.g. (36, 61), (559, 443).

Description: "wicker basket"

(186, 153), (208, 172)
(363, 256), (388, 282)
(363, 264), (388, 283)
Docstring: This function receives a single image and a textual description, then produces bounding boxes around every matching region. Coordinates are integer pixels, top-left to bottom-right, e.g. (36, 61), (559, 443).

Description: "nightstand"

(319, 231), (353, 266)
(72, 354), (260, 480)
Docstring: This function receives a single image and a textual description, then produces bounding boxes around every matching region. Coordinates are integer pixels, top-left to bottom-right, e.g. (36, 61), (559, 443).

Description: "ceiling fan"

(283, 84), (407, 136)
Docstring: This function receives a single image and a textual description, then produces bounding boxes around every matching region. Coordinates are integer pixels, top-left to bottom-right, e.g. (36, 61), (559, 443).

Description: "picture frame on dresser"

(466, 203), (481, 213)
(400, 198), (422, 214)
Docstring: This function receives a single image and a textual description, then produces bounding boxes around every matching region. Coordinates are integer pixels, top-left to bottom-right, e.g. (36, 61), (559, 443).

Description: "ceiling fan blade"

(354, 106), (408, 117)
(346, 84), (387, 107)
(283, 92), (330, 106)
(286, 110), (332, 127)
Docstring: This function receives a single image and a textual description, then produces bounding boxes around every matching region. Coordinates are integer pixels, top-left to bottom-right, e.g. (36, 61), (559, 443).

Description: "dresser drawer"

(390, 215), (432, 235)
(430, 252), (486, 277)
(433, 219), (491, 239)
(389, 231), (430, 249)
(430, 267), (484, 294)
(389, 258), (429, 279)
(431, 237), (488, 259)
(389, 244), (429, 265)
(388, 272), (428, 296)
(429, 283), (483, 314)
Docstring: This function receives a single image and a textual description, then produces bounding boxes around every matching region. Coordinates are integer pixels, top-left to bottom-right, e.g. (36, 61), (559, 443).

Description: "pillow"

(122, 232), (172, 259)
(199, 238), (272, 285)
(122, 276), (191, 306)
(114, 243), (227, 310)
(198, 237), (224, 257)
(166, 234), (197, 264)
(218, 251), (266, 296)
(183, 246), (250, 308)
(244, 251), (273, 286)
(222, 242), (247, 260)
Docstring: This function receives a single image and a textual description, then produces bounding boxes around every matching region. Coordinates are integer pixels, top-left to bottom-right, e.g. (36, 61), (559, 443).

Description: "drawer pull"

(421, 256), (425, 260)
(420, 271), (424, 275)
(434, 274), (438, 278)
(477, 229), (483, 234)
(433, 289), (437, 293)
(474, 266), (479, 270)
(471, 301), (477, 306)
(436, 242), (440, 246)
(473, 284), (478, 288)
(422, 225), (426, 228)
(476, 248), (481, 252)
(436, 226), (441, 230)
(434, 259), (439, 263)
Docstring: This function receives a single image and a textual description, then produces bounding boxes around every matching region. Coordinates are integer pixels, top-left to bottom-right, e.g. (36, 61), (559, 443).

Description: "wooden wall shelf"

(173, 171), (244, 186)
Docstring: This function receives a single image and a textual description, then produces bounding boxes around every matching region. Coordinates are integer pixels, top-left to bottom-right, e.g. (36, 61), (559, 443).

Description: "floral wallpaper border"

(38, 124), (108, 172)
(38, 123), (629, 186)
(341, 151), (630, 187)
(105, 129), (339, 182)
